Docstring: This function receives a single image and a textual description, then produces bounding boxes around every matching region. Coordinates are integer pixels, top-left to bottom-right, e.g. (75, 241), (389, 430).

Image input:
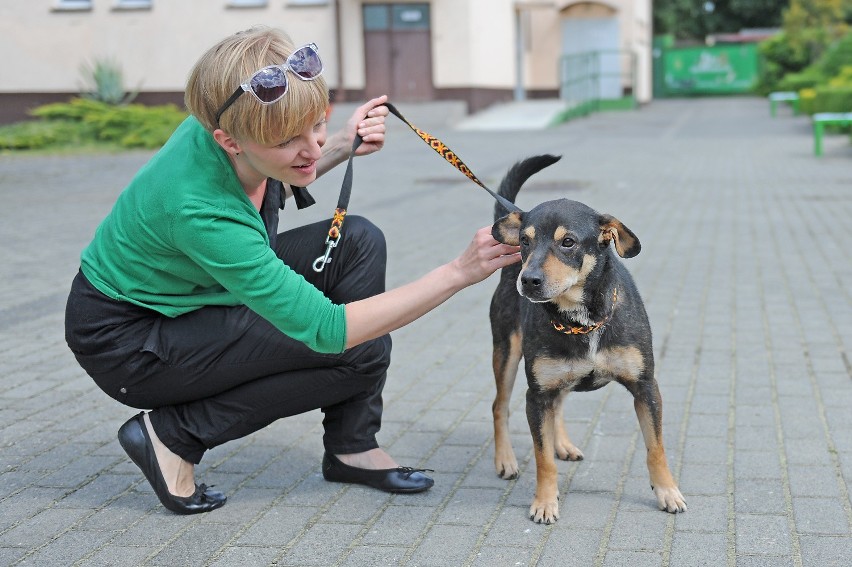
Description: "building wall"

(0, 2), (337, 92)
(0, 0), (651, 123)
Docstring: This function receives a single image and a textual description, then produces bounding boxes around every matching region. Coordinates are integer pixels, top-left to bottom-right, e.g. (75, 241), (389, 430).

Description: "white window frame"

(112, 0), (153, 11)
(51, 0), (93, 12)
(287, 0), (329, 6)
(226, 0), (268, 8)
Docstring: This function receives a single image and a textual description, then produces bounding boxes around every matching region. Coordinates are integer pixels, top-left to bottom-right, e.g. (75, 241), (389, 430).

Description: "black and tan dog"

(489, 154), (686, 524)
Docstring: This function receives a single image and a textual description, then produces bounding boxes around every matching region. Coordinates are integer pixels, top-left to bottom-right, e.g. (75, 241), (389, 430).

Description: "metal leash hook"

(312, 234), (339, 272)
(313, 207), (347, 273)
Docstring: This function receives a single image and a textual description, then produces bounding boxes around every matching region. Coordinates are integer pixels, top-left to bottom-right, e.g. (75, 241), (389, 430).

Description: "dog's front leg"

(633, 380), (687, 513)
(526, 388), (560, 523)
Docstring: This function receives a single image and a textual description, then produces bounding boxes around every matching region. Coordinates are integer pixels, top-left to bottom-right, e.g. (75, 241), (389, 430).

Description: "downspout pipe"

(334, 0), (346, 102)
(514, 6), (526, 101)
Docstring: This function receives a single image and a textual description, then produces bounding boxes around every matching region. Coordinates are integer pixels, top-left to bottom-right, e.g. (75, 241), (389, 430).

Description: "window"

(52, 0), (93, 11)
(112, 0), (153, 10)
(364, 4), (430, 31)
(227, 0), (268, 7)
(392, 4), (429, 30)
(287, 0), (329, 6)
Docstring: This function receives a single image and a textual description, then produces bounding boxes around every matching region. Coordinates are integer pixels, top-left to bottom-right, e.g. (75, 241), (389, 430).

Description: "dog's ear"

(492, 212), (524, 246)
(598, 214), (641, 258)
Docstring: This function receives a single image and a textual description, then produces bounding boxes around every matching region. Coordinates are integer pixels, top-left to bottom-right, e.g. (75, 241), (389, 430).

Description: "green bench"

(812, 112), (852, 156)
(769, 91), (800, 117)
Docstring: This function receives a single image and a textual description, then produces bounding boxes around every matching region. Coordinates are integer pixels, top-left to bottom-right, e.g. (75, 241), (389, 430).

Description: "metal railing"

(559, 50), (637, 118)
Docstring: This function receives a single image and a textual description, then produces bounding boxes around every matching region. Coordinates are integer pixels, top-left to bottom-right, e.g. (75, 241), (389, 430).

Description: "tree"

(654, 0), (789, 41)
(782, 0), (848, 61)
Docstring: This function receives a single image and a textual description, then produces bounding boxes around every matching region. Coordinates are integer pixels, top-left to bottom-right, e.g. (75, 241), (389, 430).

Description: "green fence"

(654, 42), (760, 97)
(558, 50), (637, 120)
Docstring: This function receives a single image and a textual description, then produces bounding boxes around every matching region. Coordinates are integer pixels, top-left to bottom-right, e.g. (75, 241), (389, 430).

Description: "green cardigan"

(80, 116), (347, 354)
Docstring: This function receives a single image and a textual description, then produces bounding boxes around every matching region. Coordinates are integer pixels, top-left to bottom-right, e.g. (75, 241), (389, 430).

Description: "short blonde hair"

(185, 26), (329, 145)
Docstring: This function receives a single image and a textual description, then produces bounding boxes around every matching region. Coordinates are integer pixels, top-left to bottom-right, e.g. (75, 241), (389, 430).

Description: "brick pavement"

(0, 97), (850, 566)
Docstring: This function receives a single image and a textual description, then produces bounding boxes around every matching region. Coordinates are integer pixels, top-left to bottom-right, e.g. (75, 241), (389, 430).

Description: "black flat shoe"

(117, 412), (226, 515)
(321, 452), (434, 494)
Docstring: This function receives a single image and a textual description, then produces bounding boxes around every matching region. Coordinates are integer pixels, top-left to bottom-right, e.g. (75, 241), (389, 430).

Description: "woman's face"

(237, 116), (328, 187)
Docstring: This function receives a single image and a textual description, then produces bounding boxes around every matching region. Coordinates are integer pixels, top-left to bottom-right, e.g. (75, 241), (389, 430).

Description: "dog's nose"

(521, 275), (542, 288)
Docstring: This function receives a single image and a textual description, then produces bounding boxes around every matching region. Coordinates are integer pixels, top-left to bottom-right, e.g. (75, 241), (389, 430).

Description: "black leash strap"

(312, 102), (520, 272)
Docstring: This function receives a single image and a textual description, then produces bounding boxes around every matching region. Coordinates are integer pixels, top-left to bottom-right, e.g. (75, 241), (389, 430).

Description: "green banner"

(662, 44), (759, 95)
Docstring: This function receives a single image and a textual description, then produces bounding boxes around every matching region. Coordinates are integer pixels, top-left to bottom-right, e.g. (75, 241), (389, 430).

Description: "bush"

(756, 22), (852, 95)
(799, 88), (819, 114)
(777, 67), (827, 91)
(0, 98), (187, 151)
(797, 65), (852, 115)
(0, 120), (83, 151)
(817, 30), (852, 78)
(755, 31), (820, 95)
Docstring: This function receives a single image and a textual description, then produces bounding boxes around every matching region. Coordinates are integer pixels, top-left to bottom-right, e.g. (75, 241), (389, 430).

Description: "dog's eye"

(561, 238), (576, 248)
(520, 236), (530, 246)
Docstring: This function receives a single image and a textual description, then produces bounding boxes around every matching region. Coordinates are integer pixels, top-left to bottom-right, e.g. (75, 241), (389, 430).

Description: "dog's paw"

(555, 442), (584, 462)
(529, 499), (559, 524)
(653, 485), (687, 513)
(495, 447), (519, 480)
(495, 457), (519, 480)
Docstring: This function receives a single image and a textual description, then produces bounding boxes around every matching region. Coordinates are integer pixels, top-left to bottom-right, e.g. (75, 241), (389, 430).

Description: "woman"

(64, 26), (519, 515)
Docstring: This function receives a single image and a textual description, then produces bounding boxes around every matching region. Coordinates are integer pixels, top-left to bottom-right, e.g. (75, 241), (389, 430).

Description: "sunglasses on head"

(214, 43), (324, 127)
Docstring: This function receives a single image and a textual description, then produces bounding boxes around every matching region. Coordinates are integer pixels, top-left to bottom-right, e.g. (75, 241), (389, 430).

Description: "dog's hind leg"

(632, 380), (687, 513)
(492, 329), (523, 479)
(553, 392), (584, 461)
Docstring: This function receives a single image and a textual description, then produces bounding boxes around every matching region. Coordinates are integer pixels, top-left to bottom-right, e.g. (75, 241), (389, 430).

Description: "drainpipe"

(334, 0), (346, 102)
(514, 1), (556, 101)
(514, 5), (526, 101)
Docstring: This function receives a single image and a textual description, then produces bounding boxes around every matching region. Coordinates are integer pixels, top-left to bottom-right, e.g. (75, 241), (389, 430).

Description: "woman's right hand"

(344, 226), (520, 349)
(449, 226), (521, 287)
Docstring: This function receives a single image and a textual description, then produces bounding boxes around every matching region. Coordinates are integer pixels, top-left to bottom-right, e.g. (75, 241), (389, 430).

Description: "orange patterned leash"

(385, 102), (520, 214)
(313, 102), (520, 272)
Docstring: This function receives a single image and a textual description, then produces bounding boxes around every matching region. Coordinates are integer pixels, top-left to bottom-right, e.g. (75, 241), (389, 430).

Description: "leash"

(312, 102), (521, 272)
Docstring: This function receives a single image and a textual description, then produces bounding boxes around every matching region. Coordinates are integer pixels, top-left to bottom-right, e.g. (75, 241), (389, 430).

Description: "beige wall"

(0, 2), (338, 93)
(0, 0), (651, 106)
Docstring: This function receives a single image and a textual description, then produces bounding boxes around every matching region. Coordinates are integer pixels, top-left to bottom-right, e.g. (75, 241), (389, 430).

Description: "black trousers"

(65, 216), (391, 464)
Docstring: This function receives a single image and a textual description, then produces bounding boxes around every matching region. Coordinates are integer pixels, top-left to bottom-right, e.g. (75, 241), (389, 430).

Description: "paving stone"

(2, 97), (850, 566)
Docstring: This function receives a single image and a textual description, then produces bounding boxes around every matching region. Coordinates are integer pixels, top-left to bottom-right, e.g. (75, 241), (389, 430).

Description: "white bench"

(769, 91), (800, 117)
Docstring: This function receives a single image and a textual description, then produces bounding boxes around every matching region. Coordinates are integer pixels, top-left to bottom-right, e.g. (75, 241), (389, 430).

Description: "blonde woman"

(65, 26), (519, 514)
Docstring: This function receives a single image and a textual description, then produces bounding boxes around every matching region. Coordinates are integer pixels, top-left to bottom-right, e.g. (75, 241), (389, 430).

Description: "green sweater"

(80, 116), (347, 354)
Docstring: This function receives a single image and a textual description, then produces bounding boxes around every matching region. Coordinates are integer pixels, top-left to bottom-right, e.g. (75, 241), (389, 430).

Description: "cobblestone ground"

(0, 97), (850, 566)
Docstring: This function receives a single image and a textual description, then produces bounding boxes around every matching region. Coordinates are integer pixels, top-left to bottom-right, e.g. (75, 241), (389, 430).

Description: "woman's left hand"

(346, 95), (389, 157)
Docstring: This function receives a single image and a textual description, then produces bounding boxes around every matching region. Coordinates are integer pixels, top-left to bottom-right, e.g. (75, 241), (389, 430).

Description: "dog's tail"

(494, 154), (561, 220)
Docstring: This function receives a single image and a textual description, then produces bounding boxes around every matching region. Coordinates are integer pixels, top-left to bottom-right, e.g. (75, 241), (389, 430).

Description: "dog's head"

(492, 199), (640, 306)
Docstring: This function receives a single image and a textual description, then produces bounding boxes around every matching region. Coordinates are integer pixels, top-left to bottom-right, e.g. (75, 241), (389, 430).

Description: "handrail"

(559, 49), (637, 117)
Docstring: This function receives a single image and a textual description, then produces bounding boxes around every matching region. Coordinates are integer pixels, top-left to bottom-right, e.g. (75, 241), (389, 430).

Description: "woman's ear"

(213, 129), (242, 158)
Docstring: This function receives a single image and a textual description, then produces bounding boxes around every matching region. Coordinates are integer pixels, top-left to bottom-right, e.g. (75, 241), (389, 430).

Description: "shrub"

(818, 32), (852, 78)
(778, 67), (827, 91)
(755, 32), (812, 95)
(0, 98), (187, 151)
(0, 120), (82, 151)
(84, 102), (187, 148)
(799, 87), (819, 114)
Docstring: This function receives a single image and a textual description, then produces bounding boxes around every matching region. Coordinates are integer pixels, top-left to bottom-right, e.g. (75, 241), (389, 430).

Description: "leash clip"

(312, 235), (339, 272)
